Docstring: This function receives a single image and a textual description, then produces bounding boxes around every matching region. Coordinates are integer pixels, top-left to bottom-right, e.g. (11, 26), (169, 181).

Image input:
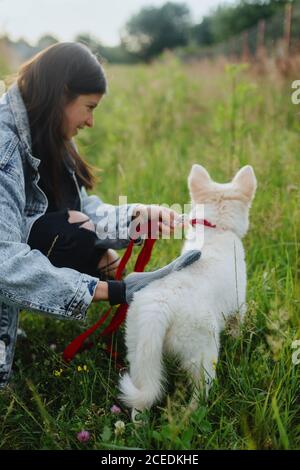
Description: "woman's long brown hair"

(17, 42), (107, 208)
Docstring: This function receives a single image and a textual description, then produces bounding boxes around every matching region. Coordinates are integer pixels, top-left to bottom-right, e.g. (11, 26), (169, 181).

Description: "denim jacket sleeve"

(80, 186), (142, 249)
(0, 143), (99, 321)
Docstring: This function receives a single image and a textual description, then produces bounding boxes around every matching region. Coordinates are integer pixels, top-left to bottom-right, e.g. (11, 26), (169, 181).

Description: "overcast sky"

(0, 0), (233, 47)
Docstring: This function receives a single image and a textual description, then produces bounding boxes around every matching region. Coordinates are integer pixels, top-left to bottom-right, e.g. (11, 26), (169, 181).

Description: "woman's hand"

(131, 204), (188, 239)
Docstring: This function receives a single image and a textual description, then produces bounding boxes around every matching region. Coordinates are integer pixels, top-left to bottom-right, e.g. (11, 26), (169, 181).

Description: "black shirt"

(38, 158), (82, 213)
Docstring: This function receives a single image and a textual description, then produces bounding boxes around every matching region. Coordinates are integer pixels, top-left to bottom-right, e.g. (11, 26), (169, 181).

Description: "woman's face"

(62, 93), (102, 139)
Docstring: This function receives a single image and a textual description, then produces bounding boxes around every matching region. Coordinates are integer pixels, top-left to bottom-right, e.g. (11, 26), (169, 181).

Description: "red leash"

(63, 218), (215, 363)
(190, 218), (216, 229)
(63, 225), (157, 363)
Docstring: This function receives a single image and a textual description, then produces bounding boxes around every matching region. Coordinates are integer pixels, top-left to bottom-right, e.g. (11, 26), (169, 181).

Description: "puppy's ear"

(232, 165), (257, 202)
(188, 164), (211, 198)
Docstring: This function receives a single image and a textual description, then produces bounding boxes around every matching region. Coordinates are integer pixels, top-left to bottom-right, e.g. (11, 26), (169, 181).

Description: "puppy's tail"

(118, 304), (168, 411)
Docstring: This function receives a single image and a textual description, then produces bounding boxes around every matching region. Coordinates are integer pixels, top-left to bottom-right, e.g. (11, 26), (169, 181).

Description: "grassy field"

(0, 56), (299, 450)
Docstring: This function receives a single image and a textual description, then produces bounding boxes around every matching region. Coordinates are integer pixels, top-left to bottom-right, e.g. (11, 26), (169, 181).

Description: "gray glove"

(124, 249), (201, 304)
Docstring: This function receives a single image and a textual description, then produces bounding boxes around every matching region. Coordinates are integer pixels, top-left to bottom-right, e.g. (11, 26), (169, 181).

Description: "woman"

(0, 42), (200, 389)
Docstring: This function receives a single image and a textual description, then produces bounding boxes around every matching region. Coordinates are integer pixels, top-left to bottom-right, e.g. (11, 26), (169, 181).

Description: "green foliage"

(123, 2), (191, 61)
(0, 59), (299, 450)
(190, 17), (214, 46)
(36, 35), (59, 50)
(191, 0), (291, 46)
(212, 0), (289, 43)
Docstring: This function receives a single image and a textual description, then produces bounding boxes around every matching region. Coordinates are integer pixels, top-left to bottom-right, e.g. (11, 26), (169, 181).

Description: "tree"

(192, 0), (291, 46)
(75, 33), (137, 64)
(122, 2), (191, 61)
(74, 33), (100, 54)
(211, 0), (289, 43)
(190, 16), (214, 46)
(37, 34), (59, 50)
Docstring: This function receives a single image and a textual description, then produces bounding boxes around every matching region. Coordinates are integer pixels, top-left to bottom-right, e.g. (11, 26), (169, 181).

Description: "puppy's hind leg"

(182, 329), (219, 411)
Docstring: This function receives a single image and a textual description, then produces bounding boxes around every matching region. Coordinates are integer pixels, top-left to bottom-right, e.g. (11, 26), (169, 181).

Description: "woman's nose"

(85, 115), (93, 127)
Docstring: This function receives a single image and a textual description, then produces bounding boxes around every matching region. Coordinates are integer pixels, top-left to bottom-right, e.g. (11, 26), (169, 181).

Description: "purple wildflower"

(111, 405), (121, 414)
(76, 430), (90, 442)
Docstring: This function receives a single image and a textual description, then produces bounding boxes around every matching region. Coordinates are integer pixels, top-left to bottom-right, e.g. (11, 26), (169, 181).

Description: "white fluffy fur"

(119, 164), (257, 412)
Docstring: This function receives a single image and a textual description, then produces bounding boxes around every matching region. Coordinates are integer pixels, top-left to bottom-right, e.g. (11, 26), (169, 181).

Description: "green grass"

(0, 57), (299, 450)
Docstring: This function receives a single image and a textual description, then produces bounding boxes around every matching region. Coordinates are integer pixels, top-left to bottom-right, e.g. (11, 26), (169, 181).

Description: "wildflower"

(53, 368), (63, 377)
(111, 405), (121, 415)
(77, 365), (89, 372)
(114, 420), (125, 436)
(76, 430), (90, 443)
(49, 344), (57, 351)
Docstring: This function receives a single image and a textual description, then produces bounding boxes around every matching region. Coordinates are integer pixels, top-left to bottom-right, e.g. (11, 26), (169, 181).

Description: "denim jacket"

(0, 83), (139, 389)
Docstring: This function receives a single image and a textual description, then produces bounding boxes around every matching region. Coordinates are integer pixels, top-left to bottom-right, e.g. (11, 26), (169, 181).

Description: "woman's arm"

(0, 143), (99, 320)
(80, 188), (185, 248)
(91, 281), (108, 302)
(80, 186), (142, 249)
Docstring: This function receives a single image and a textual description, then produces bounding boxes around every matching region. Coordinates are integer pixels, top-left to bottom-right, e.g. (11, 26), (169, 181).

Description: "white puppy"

(119, 164), (257, 413)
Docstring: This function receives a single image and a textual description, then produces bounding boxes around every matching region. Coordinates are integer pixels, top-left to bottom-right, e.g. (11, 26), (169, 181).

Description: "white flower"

(114, 420), (125, 436)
